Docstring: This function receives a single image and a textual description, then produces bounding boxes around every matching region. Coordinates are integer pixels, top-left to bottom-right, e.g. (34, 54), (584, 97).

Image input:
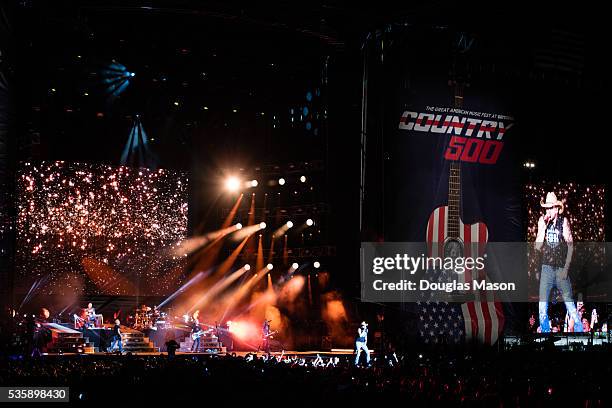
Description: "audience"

(0, 349), (609, 404)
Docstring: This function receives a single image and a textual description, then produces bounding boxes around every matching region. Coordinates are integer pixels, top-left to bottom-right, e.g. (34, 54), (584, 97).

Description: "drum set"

(127, 305), (172, 331)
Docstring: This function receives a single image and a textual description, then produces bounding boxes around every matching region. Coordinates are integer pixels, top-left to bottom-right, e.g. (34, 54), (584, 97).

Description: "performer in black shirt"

(110, 319), (123, 353)
(261, 319), (272, 354)
(190, 310), (201, 352)
(535, 192), (582, 333)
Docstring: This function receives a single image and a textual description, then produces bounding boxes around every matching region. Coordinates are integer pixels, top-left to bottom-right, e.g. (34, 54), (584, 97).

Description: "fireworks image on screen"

(16, 161), (189, 296)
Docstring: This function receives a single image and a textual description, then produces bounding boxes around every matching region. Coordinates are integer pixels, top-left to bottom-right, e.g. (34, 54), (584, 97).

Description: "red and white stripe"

(426, 205), (504, 345)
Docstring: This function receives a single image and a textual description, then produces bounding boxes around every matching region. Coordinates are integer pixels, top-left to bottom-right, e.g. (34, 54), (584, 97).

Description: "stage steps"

(180, 332), (226, 353)
(42, 323), (96, 354)
(118, 326), (159, 353)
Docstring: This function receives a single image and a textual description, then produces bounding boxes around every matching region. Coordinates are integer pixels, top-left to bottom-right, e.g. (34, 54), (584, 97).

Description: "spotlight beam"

(215, 235), (251, 277)
(157, 269), (210, 308)
(189, 265), (249, 312)
(232, 223), (264, 241)
(272, 222), (292, 238)
(222, 267), (271, 318)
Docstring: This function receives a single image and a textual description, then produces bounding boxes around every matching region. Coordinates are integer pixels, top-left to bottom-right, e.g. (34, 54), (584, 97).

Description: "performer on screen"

(354, 321), (370, 366)
(190, 310), (201, 352)
(535, 192), (582, 333)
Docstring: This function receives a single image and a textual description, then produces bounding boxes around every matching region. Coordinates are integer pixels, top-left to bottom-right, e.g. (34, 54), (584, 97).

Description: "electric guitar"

(191, 328), (213, 340)
(262, 330), (278, 340)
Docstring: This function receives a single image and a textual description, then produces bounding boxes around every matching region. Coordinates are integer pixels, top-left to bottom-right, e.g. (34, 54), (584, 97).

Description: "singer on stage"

(354, 321), (370, 366)
(535, 192), (582, 333)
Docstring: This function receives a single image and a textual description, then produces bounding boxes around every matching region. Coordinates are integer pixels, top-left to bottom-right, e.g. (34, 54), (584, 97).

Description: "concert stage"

(40, 321), (358, 358)
(39, 349), (362, 361)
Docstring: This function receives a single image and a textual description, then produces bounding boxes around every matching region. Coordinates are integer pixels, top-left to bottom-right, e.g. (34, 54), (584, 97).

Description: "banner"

(378, 52), (523, 344)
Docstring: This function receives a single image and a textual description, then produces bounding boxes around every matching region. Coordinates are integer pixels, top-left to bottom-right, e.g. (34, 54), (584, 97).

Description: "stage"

(41, 349), (360, 360)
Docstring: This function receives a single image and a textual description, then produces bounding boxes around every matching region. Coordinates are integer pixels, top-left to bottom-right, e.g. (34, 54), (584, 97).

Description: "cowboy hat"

(540, 192), (564, 214)
(360, 321), (368, 326)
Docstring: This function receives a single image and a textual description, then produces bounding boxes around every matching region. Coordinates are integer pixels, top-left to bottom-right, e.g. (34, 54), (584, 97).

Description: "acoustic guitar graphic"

(424, 82), (503, 344)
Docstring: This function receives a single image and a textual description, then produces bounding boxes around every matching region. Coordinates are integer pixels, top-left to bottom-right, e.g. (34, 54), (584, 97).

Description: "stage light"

(292, 262), (299, 270)
(259, 222), (267, 229)
(120, 116), (156, 167)
(278, 178), (286, 185)
(244, 264), (251, 271)
(174, 101), (180, 106)
(225, 176), (241, 192)
(300, 176), (306, 183)
(286, 221), (293, 228)
(236, 223), (243, 230)
(232, 108), (238, 113)
(306, 219), (314, 226)
(267, 263), (274, 270)
(203, 106), (209, 110)
(101, 62), (132, 100)
(313, 261), (321, 269)
(250, 180), (258, 187)
(83, 92), (89, 96)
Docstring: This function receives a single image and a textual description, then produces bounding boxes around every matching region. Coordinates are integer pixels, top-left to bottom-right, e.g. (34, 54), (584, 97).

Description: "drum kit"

(128, 305), (172, 331)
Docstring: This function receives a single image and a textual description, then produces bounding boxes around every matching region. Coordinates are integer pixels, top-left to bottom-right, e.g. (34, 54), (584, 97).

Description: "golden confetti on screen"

(525, 183), (605, 242)
(525, 183), (605, 278)
(16, 161), (189, 295)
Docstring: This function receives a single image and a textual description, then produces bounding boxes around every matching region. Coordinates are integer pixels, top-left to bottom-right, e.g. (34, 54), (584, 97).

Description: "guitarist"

(190, 310), (201, 352)
(261, 319), (272, 354)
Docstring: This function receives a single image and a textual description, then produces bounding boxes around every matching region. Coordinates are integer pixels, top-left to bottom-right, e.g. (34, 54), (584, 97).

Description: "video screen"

(16, 161), (189, 296)
(525, 183), (606, 333)
(525, 183), (605, 242)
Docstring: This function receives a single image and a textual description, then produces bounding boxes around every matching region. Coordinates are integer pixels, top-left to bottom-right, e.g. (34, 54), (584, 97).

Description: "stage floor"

(40, 349), (360, 358)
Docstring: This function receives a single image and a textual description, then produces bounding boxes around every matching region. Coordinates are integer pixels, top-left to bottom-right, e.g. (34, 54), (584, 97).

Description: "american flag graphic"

(417, 301), (465, 344)
(424, 206), (505, 345)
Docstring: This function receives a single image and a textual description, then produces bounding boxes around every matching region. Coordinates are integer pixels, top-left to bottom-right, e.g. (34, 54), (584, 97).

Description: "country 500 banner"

(398, 107), (514, 165)
(372, 42), (524, 343)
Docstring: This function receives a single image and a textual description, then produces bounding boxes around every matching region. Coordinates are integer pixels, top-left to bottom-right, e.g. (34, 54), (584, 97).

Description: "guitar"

(263, 330), (278, 340)
(424, 70), (503, 344)
(191, 328), (213, 340)
(426, 82), (488, 278)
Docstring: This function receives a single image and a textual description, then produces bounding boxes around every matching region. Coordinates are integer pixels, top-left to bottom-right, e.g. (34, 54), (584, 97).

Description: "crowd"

(1, 306), (610, 405)
(0, 349), (609, 405)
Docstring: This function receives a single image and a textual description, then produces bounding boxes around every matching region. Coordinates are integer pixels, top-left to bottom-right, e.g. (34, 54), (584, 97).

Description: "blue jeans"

(355, 341), (370, 365)
(191, 337), (200, 351)
(111, 336), (123, 352)
(538, 264), (582, 333)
